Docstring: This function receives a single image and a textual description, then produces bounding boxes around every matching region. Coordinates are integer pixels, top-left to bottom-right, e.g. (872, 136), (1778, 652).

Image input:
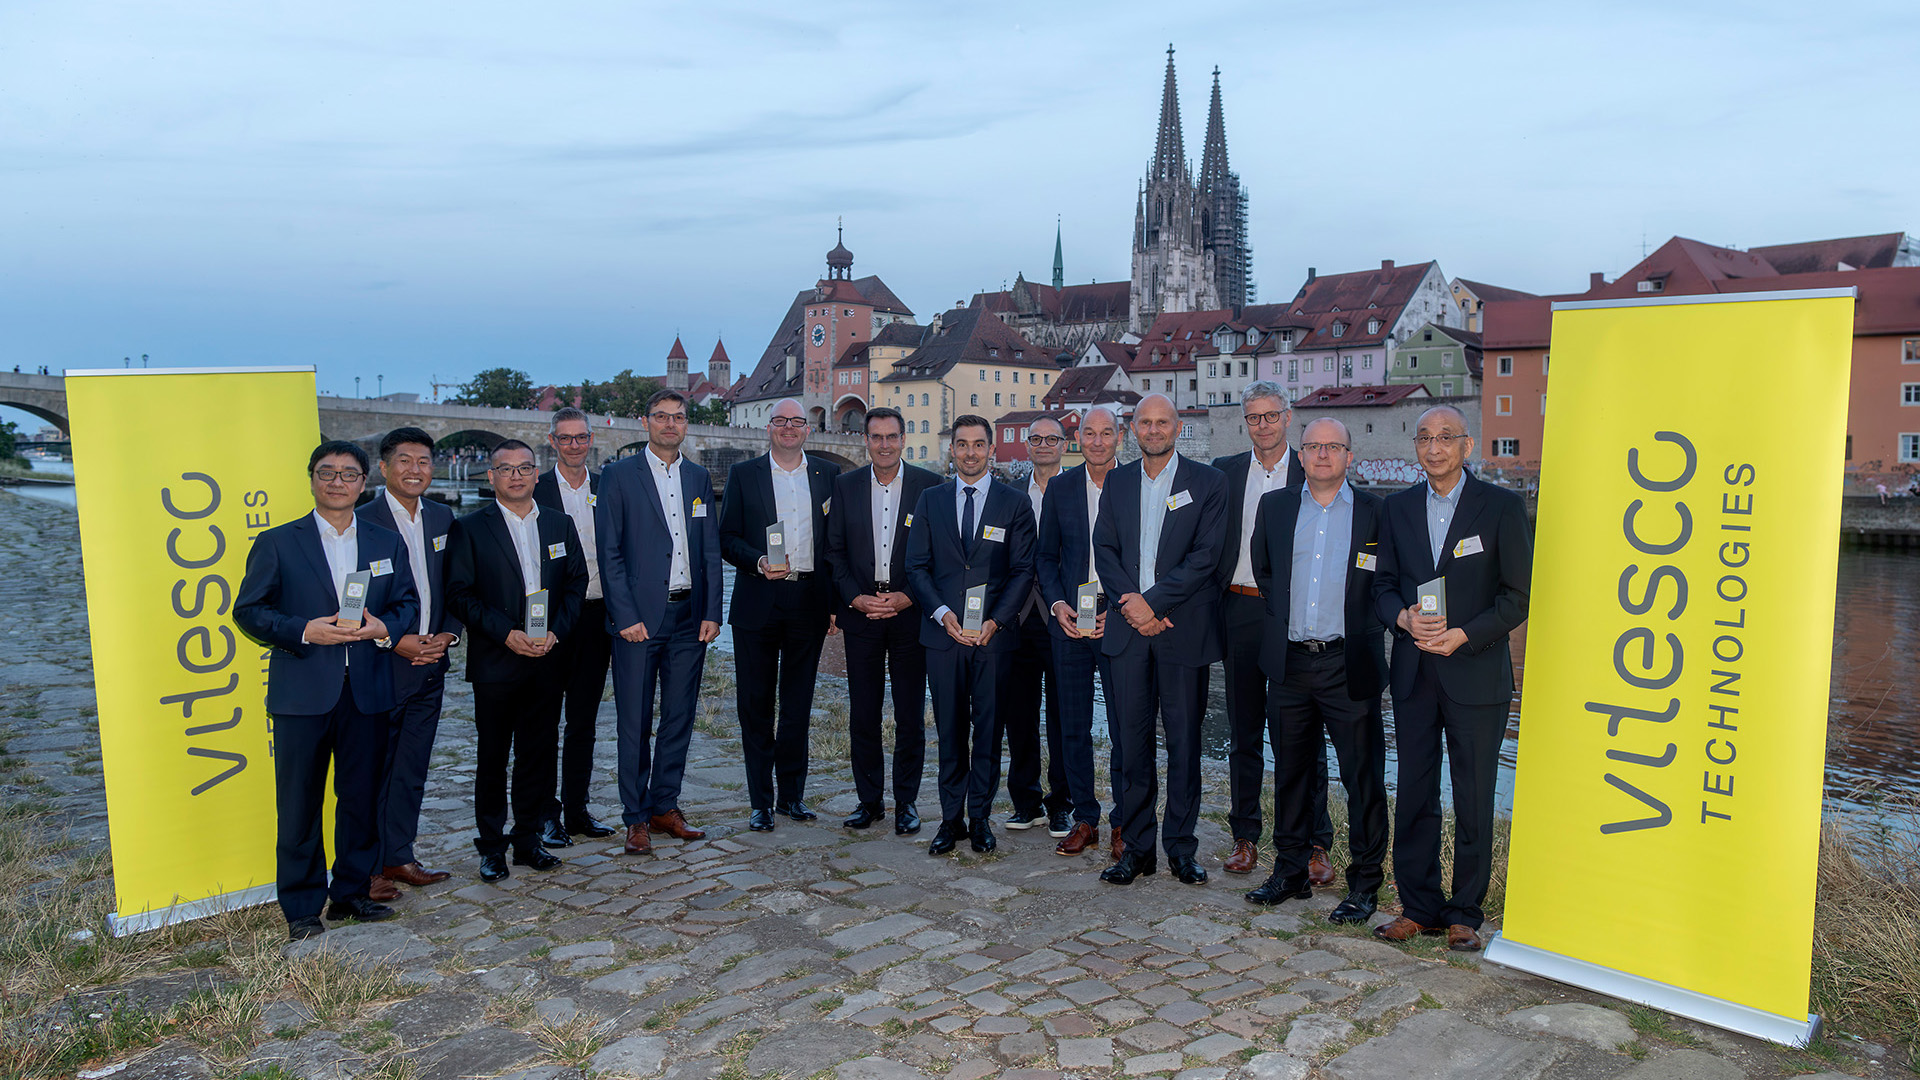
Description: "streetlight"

(355, 376), (361, 398)
(377, 374), (384, 399)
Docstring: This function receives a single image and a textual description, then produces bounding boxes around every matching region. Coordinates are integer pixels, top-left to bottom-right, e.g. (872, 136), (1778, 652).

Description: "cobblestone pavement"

(0, 490), (1899, 1080)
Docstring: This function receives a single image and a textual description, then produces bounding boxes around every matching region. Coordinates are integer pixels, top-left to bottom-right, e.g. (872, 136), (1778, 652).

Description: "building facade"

(1389, 323), (1482, 398)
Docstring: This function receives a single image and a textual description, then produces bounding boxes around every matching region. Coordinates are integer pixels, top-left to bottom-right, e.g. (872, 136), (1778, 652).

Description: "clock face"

(811, 324), (826, 347)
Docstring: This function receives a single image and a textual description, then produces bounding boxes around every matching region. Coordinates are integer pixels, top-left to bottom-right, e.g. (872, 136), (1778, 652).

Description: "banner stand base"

(108, 883), (278, 937)
(1485, 933), (1821, 1048)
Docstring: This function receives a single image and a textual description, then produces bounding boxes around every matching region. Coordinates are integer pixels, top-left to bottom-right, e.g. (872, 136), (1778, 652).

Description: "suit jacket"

(1035, 464), (1105, 642)
(1091, 455), (1228, 665)
(719, 453), (840, 629)
(444, 502), (588, 685)
(595, 449), (724, 632)
(1249, 485), (1386, 698)
(357, 493), (464, 644)
(824, 462), (943, 632)
(235, 511), (419, 717)
(533, 466), (598, 513)
(904, 479), (1035, 654)
(1371, 470), (1532, 705)
(1211, 448), (1304, 590)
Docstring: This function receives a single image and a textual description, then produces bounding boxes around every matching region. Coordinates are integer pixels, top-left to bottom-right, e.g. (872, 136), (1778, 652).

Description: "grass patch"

(1811, 800), (1920, 1058)
(641, 990), (714, 1031)
(532, 1012), (612, 1068)
(1618, 1004), (1701, 1047)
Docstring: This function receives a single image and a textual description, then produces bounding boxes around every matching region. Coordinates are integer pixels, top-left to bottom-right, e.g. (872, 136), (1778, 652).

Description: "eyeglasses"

(551, 433), (592, 446)
(1413, 433), (1465, 448)
(1027, 435), (1064, 447)
(1245, 411), (1288, 427)
(312, 468), (365, 483)
(1301, 442), (1350, 455)
(769, 417), (808, 429)
(490, 463), (537, 478)
(648, 411), (687, 424)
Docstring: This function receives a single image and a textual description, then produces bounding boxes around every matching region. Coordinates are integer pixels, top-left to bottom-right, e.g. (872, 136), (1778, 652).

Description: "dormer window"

(1367, 318), (1381, 334)
(1331, 322), (1346, 338)
(988, 347), (999, 357)
(1638, 277), (1666, 293)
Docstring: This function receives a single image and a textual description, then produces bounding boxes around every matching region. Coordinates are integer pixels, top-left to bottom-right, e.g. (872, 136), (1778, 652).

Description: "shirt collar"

(1428, 474), (1466, 507)
(958, 475), (988, 495)
(646, 444), (678, 471)
(312, 509), (355, 539)
(497, 499), (539, 522)
(772, 453), (808, 476)
(557, 466), (589, 491)
(384, 488), (419, 523)
(1306, 481), (1355, 508)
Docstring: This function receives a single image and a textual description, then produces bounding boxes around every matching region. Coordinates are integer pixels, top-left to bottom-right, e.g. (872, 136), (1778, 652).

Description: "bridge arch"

(809, 450), (857, 471)
(0, 397), (70, 434)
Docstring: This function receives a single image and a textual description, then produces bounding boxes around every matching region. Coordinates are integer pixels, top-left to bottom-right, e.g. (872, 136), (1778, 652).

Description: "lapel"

(1152, 457), (1186, 574)
(928, 481), (961, 562)
(754, 455), (778, 528)
(680, 461), (706, 543)
(1347, 492), (1377, 605)
(1434, 473), (1486, 574)
(1270, 486), (1303, 574)
(1111, 464), (1142, 574)
(1222, 452), (1251, 524)
(482, 503), (527, 595)
(290, 513), (335, 592)
(632, 453), (668, 528)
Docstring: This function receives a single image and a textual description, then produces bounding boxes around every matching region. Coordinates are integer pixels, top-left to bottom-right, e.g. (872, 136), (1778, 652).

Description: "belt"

(1290, 638), (1343, 653)
(667, 588), (692, 603)
(1227, 584), (1261, 597)
(774, 571), (811, 581)
(873, 581), (892, 593)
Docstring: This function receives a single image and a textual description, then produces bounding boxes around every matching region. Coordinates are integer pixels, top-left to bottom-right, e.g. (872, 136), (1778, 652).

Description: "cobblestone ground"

(0, 490), (1900, 1080)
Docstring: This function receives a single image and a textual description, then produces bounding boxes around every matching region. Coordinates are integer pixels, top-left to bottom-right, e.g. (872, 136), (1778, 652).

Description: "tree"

(0, 419), (20, 463)
(689, 399), (728, 426)
(452, 368), (537, 409)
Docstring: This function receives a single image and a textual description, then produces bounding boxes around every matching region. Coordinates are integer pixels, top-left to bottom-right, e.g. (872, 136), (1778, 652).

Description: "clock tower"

(800, 221), (876, 430)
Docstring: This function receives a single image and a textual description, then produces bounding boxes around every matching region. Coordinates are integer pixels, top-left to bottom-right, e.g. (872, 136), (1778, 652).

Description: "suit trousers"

(1050, 630), (1121, 827)
(1223, 591), (1333, 847)
(1001, 608), (1069, 817)
(732, 585), (829, 809)
(548, 597), (612, 820)
(844, 614), (928, 810)
(472, 674), (563, 856)
(1269, 644), (1389, 894)
(1110, 636), (1208, 859)
(1391, 654), (1510, 930)
(274, 668), (386, 921)
(925, 642), (1005, 824)
(611, 594), (707, 825)
(378, 663), (445, 869)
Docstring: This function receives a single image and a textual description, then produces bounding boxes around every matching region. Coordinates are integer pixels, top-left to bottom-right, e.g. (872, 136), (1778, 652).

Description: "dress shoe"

(649, 809), (706, 840)
(514, 846), (562, 872)
(1004, 809), (1044, 830)
(287, 916), (326, 942)
(565, 813), (618, 839)
(970, 819), (997, 853)
(325, 897), (396, 923)
(538, 818), (574, 849)
(1170, 855), (1208, 885)
(1307, 846), (1336, 887)
(776, 800), (817, 822)
(748, 808), (776, 832)
(843, 803), (885, 829)
(928, 819), (966, 856)
(1372, 915), (1437, 943)
(1054, 822), (1099, 856)
(623, 824), (652, 855)
(894, 804), (922, 835)
(384, 861), (452, 886)
(1328, 891), (1380, 925)
(1244, 871), (1312, 906)
(479, 852), (511, 881)
(1047, 809), (1073, 838)
(1223, 838), (1259, 875)
(1447, 924), (1483, 952)
(1110, 829), (1125, 862)
(367, 874), (401, 902)
(1100, 851), (1157, 884)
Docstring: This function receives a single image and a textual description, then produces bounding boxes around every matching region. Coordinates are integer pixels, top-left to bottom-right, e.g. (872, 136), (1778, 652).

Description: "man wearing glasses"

(236, 441), (418, 940)
(532, 407), (619, 847)
(719, 398), (840, 832)
(596, 390), (723, 855)
(1001, 415), (1073, 838)
(1371, 405), (1531, 951)
(825, 406), (942, 833)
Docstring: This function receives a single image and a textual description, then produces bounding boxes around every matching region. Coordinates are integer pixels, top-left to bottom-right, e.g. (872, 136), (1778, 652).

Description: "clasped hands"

(1118, 593), (1172, 637)
(302, 613), (389, 647)
(851, 592), (913, 620)
(1399, 607), (1467, 656)
(1050, 602), (1106, 639)
(940, 611), (998, 647)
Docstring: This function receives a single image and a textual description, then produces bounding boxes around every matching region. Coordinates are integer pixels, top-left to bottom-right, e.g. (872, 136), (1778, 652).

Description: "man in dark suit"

(905, 414), (1035, 857)
(1245, 417), (1389, 923)
(1371, 405), (1532, 951)
(1092, 394), (1228, 886)
(444, 439), (589, 882)
(824, 406), (942, 834)
(1034, 405), (1123, 857)
(532, 406), (618, 846)
(1212, 384), (1335, 881)
(719, 397), (840, 832)
(597, 389), (724, 856)
(236, 440), (418, 940)
(1001, 414), (1072, 837)
(359, 427), (461, 899)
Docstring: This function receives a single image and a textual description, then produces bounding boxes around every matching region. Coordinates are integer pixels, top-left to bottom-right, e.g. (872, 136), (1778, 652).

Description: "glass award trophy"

(1417, 577), (1447, 620)
(1076, 581), (1099, 633)
(962, 584), (987, 635)
(765, 523), (788, 571)
(526, 589), (550, 639)
(336, 571), (371, 628)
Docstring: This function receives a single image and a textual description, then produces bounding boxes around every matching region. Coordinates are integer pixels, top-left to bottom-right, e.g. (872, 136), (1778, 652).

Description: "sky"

(3, 0), (1917, 428)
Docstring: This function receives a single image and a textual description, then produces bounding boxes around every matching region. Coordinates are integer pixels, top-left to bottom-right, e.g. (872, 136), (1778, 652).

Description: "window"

(1441, 382), (1453, 395)
(1323, 358), (1336, 373)
(1043, 373), (1050, 385)
(1541, 394), (1548, 414)
(994, 394), (1002, 406)
(1207, 363), (1217, 378)
(979, 370), (986, 381)
(920, 393), (929, 406)
(1287, 360), (1298, 381)
(1239, 361), (1248, 377)
(1207, 392), (1217, 405)
(1496, 395), (1513, 415)
(1497, 355), (1513, 376)
(1408, 356), (1420, 370)
(1164, 379), (1173, 391)
(918, 445), (927, 458)
(1223, 391), (1233, 404)
(921, 420), (930, 433)
(1014, 350), (1024, 360)
(1905, 384), (1920, 405)
(1361, 355), (1372, 370)
(1543, 354), (1551, 375)
(1493, 438), (1520, 457)
(1367, 318), (1381, 334)
(1443, 351), (1454, 368)
(1003, 429), (1014, 443)
(988, 348), (998, 358)
(1905, 339), (1920, 363)
(1332, 322), (1346, 338)
(1029, 395), (1036, 407)
(971, 393), (979, 406)
(1903, 434), (1920, 463)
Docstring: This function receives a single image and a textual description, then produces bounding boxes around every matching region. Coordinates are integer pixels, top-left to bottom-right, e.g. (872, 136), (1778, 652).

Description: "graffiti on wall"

(1354, 458), (1426, 485)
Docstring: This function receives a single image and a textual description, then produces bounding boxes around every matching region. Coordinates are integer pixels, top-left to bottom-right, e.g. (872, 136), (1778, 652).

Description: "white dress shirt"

(1086, 471), (1105, 591)
(870, 466), (903, 587)
(770, 453), (814, 573)
(1137, 454), (1180, 593)
(553, 468), (602, 600)
(383, 490), (432, 636)
(497, 501), (542, 595)
(1233, 451), (1293, 587)
(649, 445), (693, 591)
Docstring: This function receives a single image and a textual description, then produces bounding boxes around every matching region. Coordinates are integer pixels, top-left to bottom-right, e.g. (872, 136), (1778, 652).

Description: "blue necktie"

(961, 485), (976, 557)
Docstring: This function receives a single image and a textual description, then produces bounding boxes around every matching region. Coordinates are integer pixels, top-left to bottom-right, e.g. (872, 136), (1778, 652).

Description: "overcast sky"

(3, 0), (1916, 422)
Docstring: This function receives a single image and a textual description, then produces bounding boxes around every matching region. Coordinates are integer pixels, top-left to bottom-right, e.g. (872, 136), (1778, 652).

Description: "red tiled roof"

(710, 340), (730, 363)
(667, 336), (689, 360)
(1047, 364), (1122, 403)
(1749, 233), (1911, 276)
(875, 306), (1052, 384)
(1092, 341), (1138, 367)
(994, 409), (1069, 426)
(1455, 279), (1540, 303)
(1480, 298), (1554, 350)
(1291, 384), (1429, 408)
(1289, 260), (1436, 315)
(973, 280), (1131, 324)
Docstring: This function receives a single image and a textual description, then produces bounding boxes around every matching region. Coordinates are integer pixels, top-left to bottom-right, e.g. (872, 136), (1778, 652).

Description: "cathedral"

(1130, 46), (1252, 333)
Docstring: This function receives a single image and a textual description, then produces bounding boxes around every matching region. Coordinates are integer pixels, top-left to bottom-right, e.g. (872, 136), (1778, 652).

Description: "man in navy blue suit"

(1092, 394), (1228, 886)
(236, 440), (418, 941)
(596, 389), (723, 857)
(905, 414), (1035, 857)
(358, 427), (462, 899)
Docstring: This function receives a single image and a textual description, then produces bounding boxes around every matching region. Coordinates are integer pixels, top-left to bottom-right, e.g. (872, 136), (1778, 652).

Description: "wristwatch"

(376, 636), (393, 649)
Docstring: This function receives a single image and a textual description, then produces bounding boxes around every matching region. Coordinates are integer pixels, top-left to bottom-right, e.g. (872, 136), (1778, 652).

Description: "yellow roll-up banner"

(67, 367), (320, 934)
(1487, 290), (1855, 1046)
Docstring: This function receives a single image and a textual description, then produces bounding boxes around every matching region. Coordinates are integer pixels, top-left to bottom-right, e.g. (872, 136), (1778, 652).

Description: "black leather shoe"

(325, 897), (395, 923)
(514, 846), (562, 871)
(564, 813), (617, 839)
(1100, 851), (1158, 884)
(537, 818), (574, 849)
(1169, 855), (1208, 885)
(970, 819), (997, 853)
(894, 804), (922, 835)
(1047, 809), (1073, 838)
(843, 803), (885, 829)
(1245, 871), (1312, 906)
(1328, 890), (1380, 925)
(479, 853), (510, 882)
(928, 819), (965, 855)
(777, 800), (817, 821)
(287, 916), (325, 941)
(748, 808), (776, 832)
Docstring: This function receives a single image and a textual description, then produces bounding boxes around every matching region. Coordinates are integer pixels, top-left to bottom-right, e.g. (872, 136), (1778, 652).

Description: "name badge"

(904, 513), (913, 527)
(369, 559), (393, 577)
(1167, 489), (1193, 511)
(547, 542), (567, 559)
(982, 525), (1007, 543)
(1355, 552), (1377, 571)
(1454, 535), (1485, 558)
(822, 498), (832, 515)
(432, 534), (448, 552)
(588, 494), (597, 507)
(692, 499), (708, 518)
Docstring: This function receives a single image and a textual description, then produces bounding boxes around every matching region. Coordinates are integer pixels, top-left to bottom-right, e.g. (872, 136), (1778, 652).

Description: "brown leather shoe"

(367, 875), (401, 902)
(1054, 822), (1099, 856)
(1307, 846), (1336, 887)
(623, 823), (653, 855)
(1223, 839), (1259, 875)
(1109, 829), (1125, 862)
(1372, 915), (1436, 943)
(648, 809), (706, 840)
(384, 862), (452, 886)
(1447, 924), (1483, 951)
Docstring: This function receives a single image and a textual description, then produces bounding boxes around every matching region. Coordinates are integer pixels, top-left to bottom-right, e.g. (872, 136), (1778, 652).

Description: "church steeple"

(1052, 218), (1064, 291)
(1198, 67), (1230, 203)
(1149, 45), (1186, 185)
(825, 217), (853, 281)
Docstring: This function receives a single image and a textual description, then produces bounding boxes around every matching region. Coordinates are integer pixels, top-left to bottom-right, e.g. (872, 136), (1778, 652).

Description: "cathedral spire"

(1198, 67), (1231, 203)
(1052, 217), (1064, 291)
(1149, 44), (1185, 185)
